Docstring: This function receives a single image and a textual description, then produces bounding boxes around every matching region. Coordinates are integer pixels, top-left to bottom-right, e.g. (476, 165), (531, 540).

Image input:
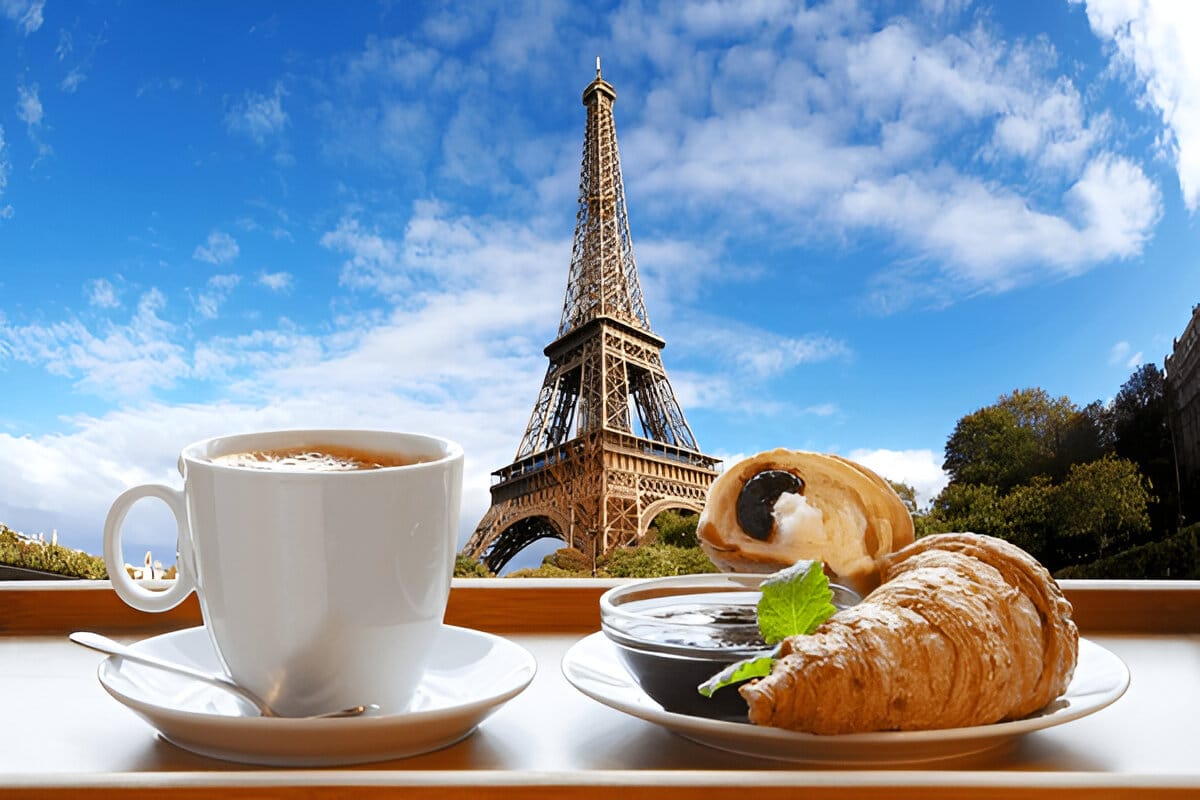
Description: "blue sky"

(1, 0), (1197, 571)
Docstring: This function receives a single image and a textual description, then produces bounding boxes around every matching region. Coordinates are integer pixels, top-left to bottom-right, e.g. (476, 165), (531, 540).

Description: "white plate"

(562, 633), (1129, 765)
(96, 624), (536, 766)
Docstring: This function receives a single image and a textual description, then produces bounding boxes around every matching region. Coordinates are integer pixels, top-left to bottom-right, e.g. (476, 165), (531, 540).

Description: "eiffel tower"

(464, 61), (721, 574)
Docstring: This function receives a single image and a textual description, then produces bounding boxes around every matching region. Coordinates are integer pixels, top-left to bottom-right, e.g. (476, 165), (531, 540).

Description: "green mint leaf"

(697, 654), (777, 697)
(755, 559), (837, 644)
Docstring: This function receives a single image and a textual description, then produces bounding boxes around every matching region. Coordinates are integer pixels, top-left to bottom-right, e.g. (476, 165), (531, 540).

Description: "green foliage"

(1055, 524), (1199, 580)
(921, 456), (1151, 572)
(499, 547), (592, 578)
(698, 655), (775, 697)
(927, 368), (1190, 578)
(596, 543), (719, 578)
(546, 547), (590, 573)
(922, 482), (1004, 536)
(0, 525), (108, 579)
(995, 476), (1056, 559)
(1107, 364), (1178, 533)
(756, 560), (836, 644)
(1052, 456), (1152, 560)
(505, 562), (587, 578)
(942, 389), (1083, 491)
(454, 552), (493, 578)
(499, 540), (719, 579)
(650, 509), (700, 548)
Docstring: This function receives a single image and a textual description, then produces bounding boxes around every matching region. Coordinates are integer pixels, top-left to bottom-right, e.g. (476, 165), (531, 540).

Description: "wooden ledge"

(1, 578), (1197, 637)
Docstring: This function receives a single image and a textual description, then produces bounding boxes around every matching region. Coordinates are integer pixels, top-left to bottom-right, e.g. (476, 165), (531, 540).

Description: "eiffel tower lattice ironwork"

(464, 61), (721, 574)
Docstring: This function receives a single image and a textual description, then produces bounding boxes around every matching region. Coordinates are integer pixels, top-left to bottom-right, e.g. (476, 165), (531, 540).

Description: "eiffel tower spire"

(557, 57), (652, 337)
(464, 64), (720, 574)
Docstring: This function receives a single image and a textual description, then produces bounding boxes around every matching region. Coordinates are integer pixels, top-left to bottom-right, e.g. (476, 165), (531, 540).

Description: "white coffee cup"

(102, 429), (463, 717)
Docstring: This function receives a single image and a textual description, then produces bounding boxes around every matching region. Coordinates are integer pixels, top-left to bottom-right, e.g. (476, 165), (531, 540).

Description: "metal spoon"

(70, 631), (374, 719)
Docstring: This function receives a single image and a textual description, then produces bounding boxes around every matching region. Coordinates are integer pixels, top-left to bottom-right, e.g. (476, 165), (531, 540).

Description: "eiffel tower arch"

(464, 61), (721, 574)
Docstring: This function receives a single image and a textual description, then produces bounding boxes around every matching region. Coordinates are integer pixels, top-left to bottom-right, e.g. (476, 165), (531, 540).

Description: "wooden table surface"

(1, 579), (1199, 799)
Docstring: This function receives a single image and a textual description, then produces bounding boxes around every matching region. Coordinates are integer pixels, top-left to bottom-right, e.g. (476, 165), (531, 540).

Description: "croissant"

(739, 532), (1079, 734)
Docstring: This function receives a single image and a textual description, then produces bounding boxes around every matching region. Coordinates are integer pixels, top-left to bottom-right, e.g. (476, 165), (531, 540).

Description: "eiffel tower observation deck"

(464, 61), (721, 574)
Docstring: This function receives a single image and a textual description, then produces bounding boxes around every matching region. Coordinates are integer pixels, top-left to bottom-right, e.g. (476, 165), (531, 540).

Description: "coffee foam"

(211, 444), (424, 472)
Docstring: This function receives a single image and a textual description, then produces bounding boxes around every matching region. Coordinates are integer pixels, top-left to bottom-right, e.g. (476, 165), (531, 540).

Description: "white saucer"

(96, 624), (536, 766)
(562, 633), (1129, 765)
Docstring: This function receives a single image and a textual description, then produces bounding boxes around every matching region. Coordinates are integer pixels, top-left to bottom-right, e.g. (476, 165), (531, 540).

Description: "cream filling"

(772, 492), (874, 579)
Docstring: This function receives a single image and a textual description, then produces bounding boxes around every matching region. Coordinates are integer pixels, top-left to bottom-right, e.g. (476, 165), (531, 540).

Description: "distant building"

(1165, 304), (1200, 512)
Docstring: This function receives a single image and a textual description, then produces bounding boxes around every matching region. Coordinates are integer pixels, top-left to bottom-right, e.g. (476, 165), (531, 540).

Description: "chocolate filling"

(735, 469), (805, 541)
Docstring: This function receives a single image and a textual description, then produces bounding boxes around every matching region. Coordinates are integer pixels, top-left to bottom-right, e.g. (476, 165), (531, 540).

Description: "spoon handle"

(69, 631), (271, 715)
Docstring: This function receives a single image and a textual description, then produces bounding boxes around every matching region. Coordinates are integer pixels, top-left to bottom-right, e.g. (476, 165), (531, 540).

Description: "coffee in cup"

(209, 444), (431, 472)
(102, 429), (463, 717)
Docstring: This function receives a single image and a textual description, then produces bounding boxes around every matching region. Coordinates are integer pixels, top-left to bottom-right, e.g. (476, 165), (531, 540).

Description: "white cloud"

(55, 26), (105, 95)
(1078, 0), (1200, 211)
(989, 78), (1102, 173)
(86, 278), (121, 309)
(0, 402), (306, 557)
(0, 289), (189, 399)
(632, 237), (728, 311)
(321, 204), (566, 305)
(617, 8), (1162, 310)
(673, 319), (851, 381)
(1, 0), (43, 34)
(0, 125), (11, 218)
(1109, 339), (1147, 369)
(842, 153), (1160, 299)
(848, 448), (949, 509)
(258, 271), (293, 292)
(341, 35), (441, 89)
(225, 83), (289, 145)
(194, 274), (241, 319)
(804, 403), (839, 417)
(193, 230), (240, 264)
(16, 83), (42, 127)
(1065, 153), (1162, 260)
(321, 217), (406, 295)
(60, 69), (86, 94)
(14, 82), (51, 161)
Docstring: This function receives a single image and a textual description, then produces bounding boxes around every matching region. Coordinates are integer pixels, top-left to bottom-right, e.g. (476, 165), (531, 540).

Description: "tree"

(995, 476), (1056, 565)
(921, 482), (1005, 537)
(943, 389), (1102, 491)
(597, 544), (718, 578)
(1108, 364), (1177, 532)
(649, 509), (700, 548)
(454, 553), (493, 578)
(1053, 401), (1108, 477)
(1051, 456), (1152, 563)
(943, 404), (1045, 491)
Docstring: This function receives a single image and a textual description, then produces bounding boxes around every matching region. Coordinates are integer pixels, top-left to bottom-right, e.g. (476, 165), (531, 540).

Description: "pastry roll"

(697, 449), (915, 594)
(739, 532), (1079, 734)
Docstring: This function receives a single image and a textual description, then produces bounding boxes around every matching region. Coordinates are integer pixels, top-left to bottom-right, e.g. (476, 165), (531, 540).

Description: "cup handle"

(103, 484), (197, 613)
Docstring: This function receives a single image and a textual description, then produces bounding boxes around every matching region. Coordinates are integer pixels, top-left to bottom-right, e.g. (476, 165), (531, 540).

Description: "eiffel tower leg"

(462, 506), (502, 561)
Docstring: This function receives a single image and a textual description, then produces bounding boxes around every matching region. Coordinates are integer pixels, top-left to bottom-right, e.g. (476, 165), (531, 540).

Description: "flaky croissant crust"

(739, 532), (1079, 734)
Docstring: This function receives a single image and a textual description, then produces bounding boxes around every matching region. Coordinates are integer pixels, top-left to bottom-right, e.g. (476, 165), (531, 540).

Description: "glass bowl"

(599, 573), (861, 720)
